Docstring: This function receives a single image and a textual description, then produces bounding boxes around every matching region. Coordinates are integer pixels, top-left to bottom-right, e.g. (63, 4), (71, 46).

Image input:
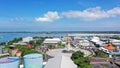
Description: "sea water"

(0, 33), (66, 43)
(0, 31), (120, 43)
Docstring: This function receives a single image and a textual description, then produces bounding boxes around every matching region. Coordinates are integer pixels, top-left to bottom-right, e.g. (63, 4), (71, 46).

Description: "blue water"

(0, 31), (120, 43)
(0, 33), (66, 43)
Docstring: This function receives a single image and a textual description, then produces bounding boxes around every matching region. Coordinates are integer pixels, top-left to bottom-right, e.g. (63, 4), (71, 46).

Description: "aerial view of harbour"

(1, 0), (120, 68)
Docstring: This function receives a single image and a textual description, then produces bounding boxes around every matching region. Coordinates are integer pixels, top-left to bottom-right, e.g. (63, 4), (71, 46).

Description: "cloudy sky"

(0, 0), (120, 31)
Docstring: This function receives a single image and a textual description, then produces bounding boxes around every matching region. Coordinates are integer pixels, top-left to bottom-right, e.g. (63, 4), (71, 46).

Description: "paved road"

(46, 49), (72, 57)
(46, 48), (92, 58)
(72, 48), (92, 57)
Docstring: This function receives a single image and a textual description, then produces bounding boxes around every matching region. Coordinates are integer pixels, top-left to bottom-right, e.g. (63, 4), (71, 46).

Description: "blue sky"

(0, 0), (120, 31)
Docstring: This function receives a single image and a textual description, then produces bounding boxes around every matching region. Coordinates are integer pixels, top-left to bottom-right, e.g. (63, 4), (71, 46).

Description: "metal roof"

(45, 56), (77, 68)
(44, 38), (61, 43)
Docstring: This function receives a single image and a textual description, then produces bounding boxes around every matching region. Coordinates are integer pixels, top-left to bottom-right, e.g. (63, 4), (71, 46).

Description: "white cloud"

(62, 7), (120, 21)
(35, 7), (120, 22)
(107, 7), (120, 17)
(35, 11), (60, 22)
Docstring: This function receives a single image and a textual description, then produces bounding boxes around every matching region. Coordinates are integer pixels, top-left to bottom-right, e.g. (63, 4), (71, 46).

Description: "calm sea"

(0, 33), (66, 43)
(0, 31), (120, 43)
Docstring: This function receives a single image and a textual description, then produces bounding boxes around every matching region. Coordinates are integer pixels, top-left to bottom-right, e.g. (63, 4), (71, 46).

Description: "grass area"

(94, 50), (109, 58)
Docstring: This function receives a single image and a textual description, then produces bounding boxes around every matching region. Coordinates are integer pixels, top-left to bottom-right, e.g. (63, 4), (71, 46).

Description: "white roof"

(112, 42), (120, 45)
(45, 56), (77, 68)
(13, 42), (27, 45)
(23, 36), (33, 38)
(96, 41), (105, 46)
(44, 38), (61, 43)
(79, 39), (89, 43)
(91, 37), (100, 42)
(110, 39), (120, 43)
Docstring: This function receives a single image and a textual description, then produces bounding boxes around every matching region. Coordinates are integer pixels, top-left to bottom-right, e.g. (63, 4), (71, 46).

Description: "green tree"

(95, 50), (108, 58)
(0, 42), (6, 45)
(8, 41), (13, 45)
(29, 37), (46, 48)
(78, 63), (92, 68)
(29, 40), (35, 45)
(95, 44), (100, 47)
(58, 43), (65, 48)
(16, 45), (39, 56)
(29, 40), (40, 49)
(71, 51), (84, 60)
(12, 38), (22, 43)
(71, 51), (92, 68)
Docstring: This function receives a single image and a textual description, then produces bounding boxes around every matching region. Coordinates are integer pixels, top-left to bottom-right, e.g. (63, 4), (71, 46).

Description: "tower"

(66, 34), (71, 51)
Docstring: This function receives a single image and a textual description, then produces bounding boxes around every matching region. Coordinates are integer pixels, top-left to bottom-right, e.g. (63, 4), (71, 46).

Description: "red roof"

(103, 43), (116, 50)
(27, 44), (33, 48)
